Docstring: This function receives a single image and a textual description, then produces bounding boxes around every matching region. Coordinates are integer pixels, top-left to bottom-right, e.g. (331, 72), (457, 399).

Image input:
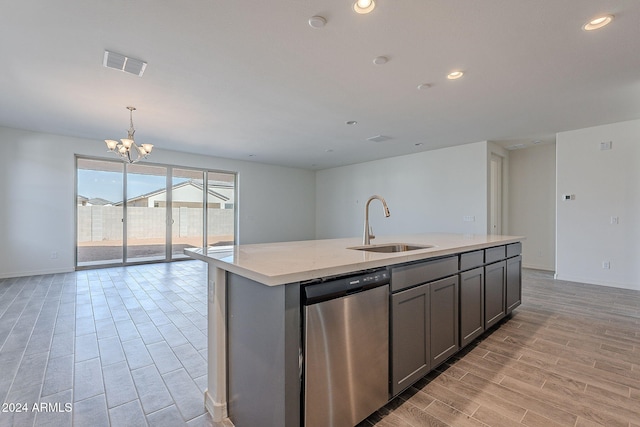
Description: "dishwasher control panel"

(302, 269), (390, 305)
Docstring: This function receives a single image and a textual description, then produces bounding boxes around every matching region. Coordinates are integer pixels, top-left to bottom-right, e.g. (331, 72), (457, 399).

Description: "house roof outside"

(114, 180), (233, 206)
(77, 196), (115, 206)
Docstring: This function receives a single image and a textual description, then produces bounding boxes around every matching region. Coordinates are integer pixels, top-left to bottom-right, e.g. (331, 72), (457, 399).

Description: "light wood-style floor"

(363, 268), (640, 427)
(2, 263), (638, 426)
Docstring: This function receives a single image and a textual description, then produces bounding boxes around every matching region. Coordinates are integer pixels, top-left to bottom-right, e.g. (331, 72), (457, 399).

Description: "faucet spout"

(363, 195), (391, 245)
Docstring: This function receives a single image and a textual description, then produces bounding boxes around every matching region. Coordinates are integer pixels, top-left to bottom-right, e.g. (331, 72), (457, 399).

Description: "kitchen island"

(185, 233), (523, 427)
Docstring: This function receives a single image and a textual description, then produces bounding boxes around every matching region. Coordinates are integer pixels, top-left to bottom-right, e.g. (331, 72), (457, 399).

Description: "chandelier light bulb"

(105, 139), (118, 150)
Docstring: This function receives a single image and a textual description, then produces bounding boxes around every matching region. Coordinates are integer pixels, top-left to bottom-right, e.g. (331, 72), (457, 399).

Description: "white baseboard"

(553, 274), (639, 291)
(0, 266), (73, 280)
(522, 263), (555, 272)
(204, 389), (230, 424)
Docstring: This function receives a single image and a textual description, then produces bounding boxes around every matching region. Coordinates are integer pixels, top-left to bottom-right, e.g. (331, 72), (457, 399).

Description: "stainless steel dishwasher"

(302, 269), (389, 427)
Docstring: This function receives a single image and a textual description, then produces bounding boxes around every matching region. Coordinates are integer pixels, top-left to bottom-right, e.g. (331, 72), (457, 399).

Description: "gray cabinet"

(391, 256), (458, 292)
(389, 256), (458, 396)
(484, 260), (506, 329)
(391, 283), (430, 397)
(485, 245), (506, 264)
(390, 272), (460, 396)
(429, 275), (459, 368)
(506, 255), (522, 314)
(390, 244), (521, 398)
(459, 267), (484, 348)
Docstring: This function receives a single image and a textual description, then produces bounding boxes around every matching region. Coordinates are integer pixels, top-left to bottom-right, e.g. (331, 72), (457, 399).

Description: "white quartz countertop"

(185, 233), (523, 286)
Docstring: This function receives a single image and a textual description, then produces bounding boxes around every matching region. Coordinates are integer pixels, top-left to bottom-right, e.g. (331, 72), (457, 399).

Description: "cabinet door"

(459, 267), (484, 348)
(430, 276), (459, 368)
(506, 255), (522, 314)
(484, 261), (506, 329)
(391, 283), (430, 397)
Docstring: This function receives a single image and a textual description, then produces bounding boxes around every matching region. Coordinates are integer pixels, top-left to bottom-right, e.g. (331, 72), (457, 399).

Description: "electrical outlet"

(50, 252), (58, 259)
(610, 216), (619, 225)
(602, 261), (611, 270)
(463, 215), (475, 222)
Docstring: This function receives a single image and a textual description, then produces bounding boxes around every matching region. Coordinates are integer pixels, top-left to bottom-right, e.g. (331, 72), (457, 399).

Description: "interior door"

(490, 153), (503, 235)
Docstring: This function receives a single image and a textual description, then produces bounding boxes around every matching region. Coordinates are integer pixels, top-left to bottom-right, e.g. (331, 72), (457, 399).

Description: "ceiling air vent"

(103, 50), (147, 77)
(366, 135), (392, 143)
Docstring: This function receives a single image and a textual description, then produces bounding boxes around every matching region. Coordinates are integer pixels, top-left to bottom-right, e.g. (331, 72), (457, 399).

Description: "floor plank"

(368, 269), (640, 426)
(0, 261), (226, 427)
(2, 265), (639, 426)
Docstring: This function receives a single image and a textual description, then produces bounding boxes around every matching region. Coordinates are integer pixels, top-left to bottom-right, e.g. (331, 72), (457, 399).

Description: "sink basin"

(348, 243), (434, 253)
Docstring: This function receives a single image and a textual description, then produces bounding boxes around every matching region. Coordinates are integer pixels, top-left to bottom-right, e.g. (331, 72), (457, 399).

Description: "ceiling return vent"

(366, 135), (393, 143)
(103, 50), (147, 77)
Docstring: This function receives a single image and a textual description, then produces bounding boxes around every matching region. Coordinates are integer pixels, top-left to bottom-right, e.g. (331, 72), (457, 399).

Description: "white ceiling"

(1, 0), (639, 169)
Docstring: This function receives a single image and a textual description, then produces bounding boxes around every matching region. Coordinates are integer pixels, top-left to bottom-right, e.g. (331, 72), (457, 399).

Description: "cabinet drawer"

(460, 250), (484, 271)
(485, 246), (506, 264)
(507, 242), (522, 258)
(391, 256), (458, 292)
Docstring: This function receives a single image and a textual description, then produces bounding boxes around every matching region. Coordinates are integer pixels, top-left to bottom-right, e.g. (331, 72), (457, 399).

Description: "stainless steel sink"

(348, 243), (434, 253)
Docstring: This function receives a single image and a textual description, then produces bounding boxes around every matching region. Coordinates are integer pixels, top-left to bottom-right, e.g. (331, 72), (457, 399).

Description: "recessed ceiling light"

(308, 16), (327, 29)
(583, 14), (613, 31)
(417, 83), (432, 90)
(353, 0), (375, 14)
(414, 143), (423, 146)
(373, 56), (388, 65)
(346, 120), (358, 125)
(326, 149), (334, 153)
(447, 71), (464, 80)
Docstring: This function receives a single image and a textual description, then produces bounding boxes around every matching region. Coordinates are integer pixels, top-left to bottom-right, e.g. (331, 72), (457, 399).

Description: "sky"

(77, 170), (188, 203)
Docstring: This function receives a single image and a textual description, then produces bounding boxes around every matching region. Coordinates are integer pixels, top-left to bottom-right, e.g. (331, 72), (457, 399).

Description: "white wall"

(315, 142), (489, 239)
(0, 126), (316, 278)
(508, 143), (556, 271)
(556, 119), (640, 290)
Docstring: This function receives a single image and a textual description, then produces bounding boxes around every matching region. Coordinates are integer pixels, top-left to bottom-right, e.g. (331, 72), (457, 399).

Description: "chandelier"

(104, 106), (153, 163)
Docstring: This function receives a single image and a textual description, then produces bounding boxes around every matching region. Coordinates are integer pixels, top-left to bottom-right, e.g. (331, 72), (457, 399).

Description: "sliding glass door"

(171, 168), (204, 259)
(207, 172), (235, 247)
(126, 164), (168, 262)
(76, 158), (124, 267)
(76, 157), (236, 269)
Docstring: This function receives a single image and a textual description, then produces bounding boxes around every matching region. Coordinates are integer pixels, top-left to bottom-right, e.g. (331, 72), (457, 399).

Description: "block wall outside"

(77, 206), (234, 242)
